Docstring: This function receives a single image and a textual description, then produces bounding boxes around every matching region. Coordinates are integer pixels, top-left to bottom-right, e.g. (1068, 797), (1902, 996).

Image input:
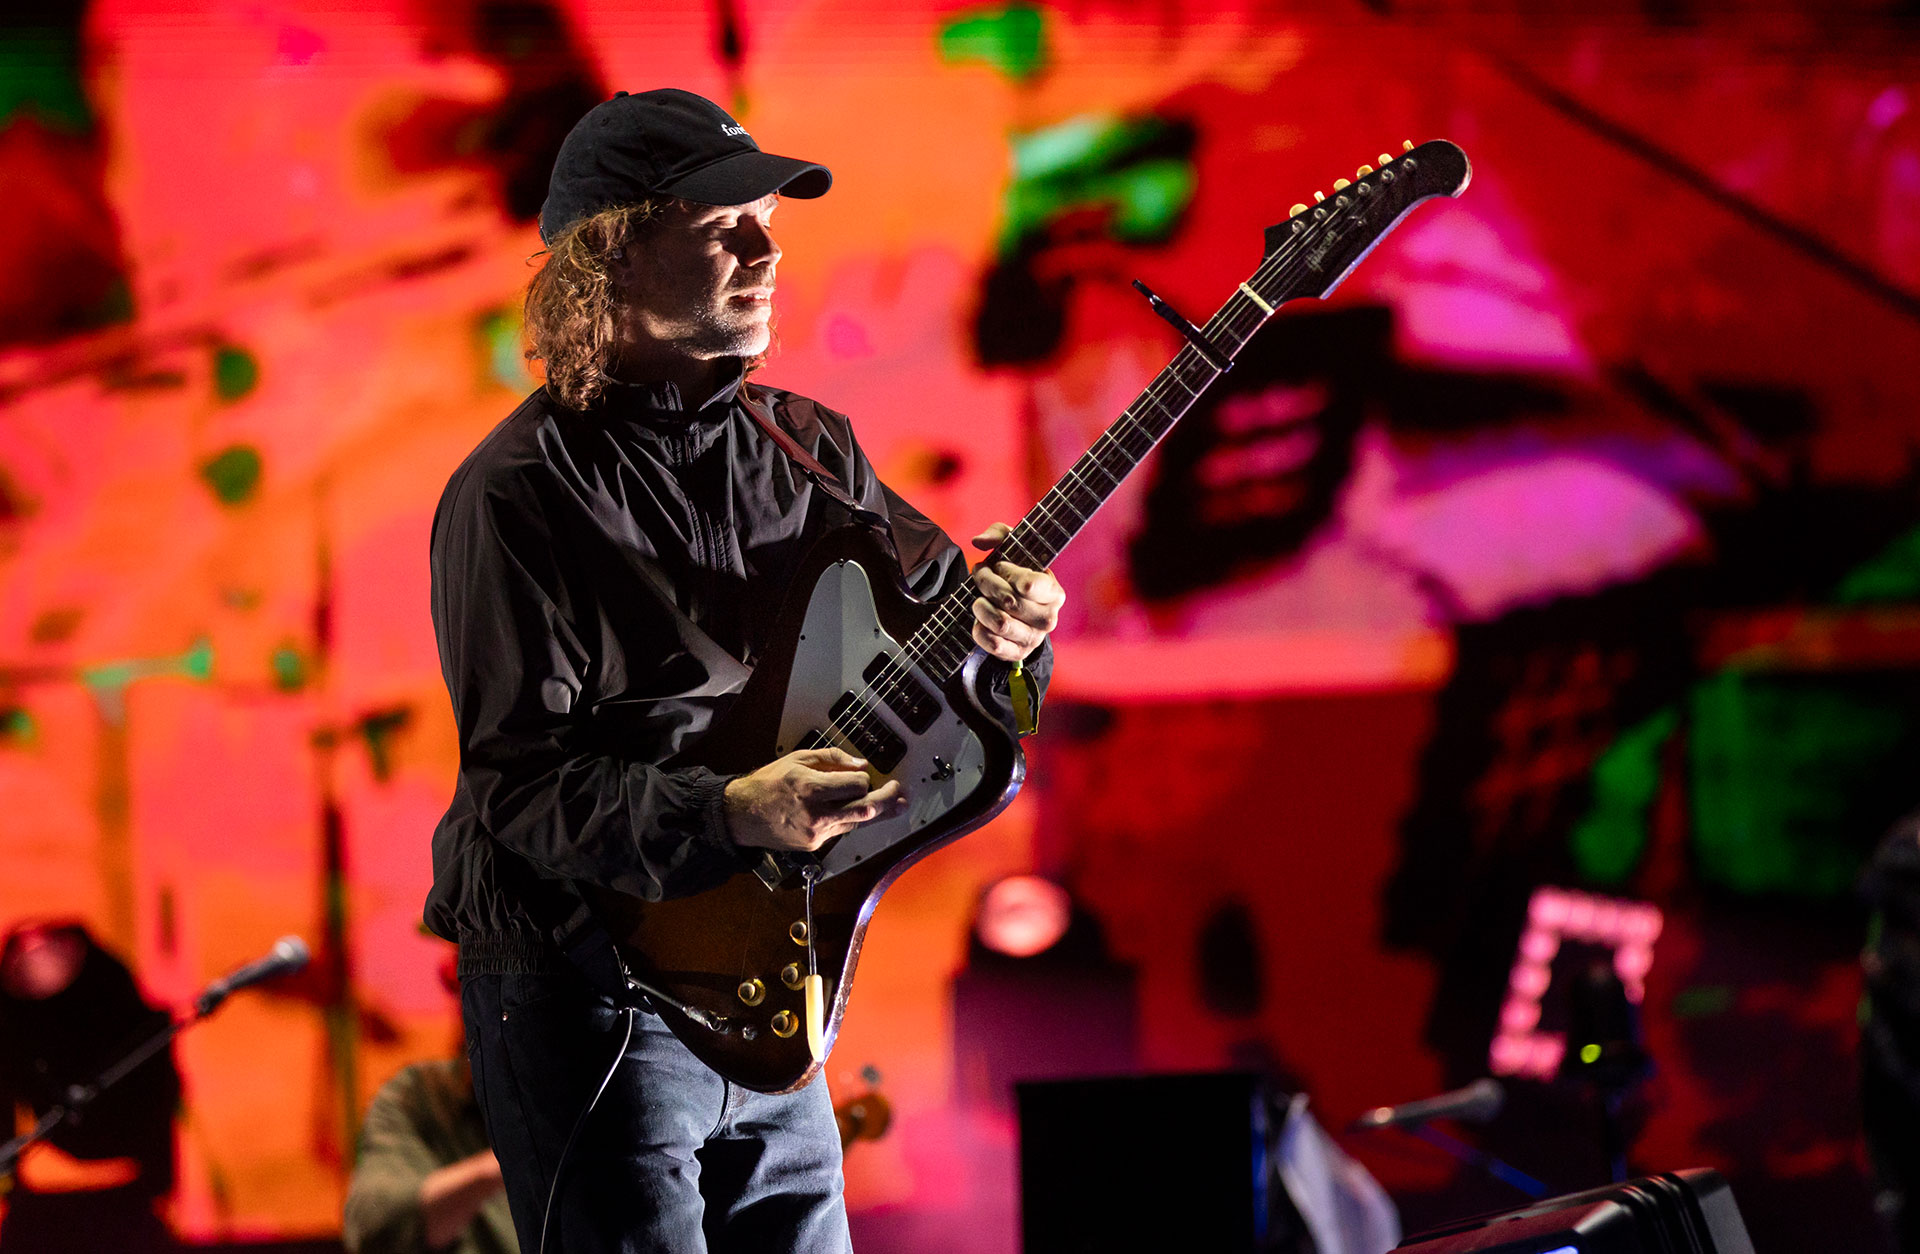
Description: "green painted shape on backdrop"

(80, 638), (214, 696)
(938, 4), (1049, 82)
(478, 309), (532, 391)
(1106, 159), (1196, 238)
(271, 646), (309, 693)
(1568, 706), (1678, 885)
(999, 115), (1196, 252)
(0, 27), (93, 132)
(212, 345), (260, 402)
(200, 445), (263, 506)
(1835, 523), (1920, 604)
(2, 708), (36, 744)
(1011, 113), (1128, 180)
(180, 638), (214, 681)
(1689, 669), (1915, 897)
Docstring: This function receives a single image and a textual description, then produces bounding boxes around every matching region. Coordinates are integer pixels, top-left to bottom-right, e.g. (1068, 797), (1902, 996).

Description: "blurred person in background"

(345, 952), (516, 1254)
(344, 1061), (516, 1254)
(1862, 809), (1920, 1252)
(0, 921), (179, 1254)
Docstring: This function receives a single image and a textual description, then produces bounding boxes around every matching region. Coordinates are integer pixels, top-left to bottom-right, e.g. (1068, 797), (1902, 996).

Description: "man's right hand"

(724, 747), (906, 852)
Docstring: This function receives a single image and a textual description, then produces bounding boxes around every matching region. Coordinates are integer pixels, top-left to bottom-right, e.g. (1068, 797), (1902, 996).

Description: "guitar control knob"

(737, 979), (766, 1007)
(770, 1010), (800, 1039)
(1356, 164), (1373, 177)
(790, 921), (810, 946)
(781, 963), (805, 990)
(1332, 178), (1351, 191)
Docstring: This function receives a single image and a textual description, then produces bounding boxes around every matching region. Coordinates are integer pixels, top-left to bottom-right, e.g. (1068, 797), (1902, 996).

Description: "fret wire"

(1064, 457), (1119, 493)
(1013, 495), (1075, 541)
(1053, 486), (1100, 531)
(1031, 494), (1083, 542)
(1028, 493), (1077, 538)
(1068, 456), (1119, 488)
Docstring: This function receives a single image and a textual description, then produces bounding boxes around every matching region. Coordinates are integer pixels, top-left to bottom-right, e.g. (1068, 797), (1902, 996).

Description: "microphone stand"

(0, 977), (256, 1178)
(1395, 1121), (1549, 1199)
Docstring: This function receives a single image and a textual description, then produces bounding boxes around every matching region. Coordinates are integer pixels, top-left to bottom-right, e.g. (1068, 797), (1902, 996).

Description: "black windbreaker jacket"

(424, 373), (1050, 973)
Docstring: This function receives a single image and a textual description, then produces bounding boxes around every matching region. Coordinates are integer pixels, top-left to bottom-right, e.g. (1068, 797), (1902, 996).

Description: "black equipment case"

(1395, 1167), (1755, 1254)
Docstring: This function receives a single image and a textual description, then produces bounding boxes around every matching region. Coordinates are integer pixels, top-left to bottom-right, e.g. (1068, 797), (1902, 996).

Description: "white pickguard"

(774, 560), (987, 878)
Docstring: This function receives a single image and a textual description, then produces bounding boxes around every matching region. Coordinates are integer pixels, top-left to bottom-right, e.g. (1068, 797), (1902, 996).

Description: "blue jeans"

(462, 962), (852, 1254)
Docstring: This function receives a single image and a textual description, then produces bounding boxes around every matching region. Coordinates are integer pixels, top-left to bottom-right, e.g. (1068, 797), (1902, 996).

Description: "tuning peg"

(1379, 152), (1393, 166)
(1313, 190), (1326, 203)
(1289, 203), (1308, 217)
(1402, 139), (1414, 152)
(1356, 164), (1374, 177)
(1332, 178), (1351, 191)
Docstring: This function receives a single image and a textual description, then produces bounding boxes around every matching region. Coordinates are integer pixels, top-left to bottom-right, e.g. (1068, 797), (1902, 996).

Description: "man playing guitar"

(424, 88), (1062, 1253)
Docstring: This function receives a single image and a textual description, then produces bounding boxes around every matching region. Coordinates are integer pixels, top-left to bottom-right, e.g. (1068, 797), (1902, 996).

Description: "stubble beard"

(685, 300), (773, 360)
(623, 263), (777, 365)
(684, 261), (777, 360)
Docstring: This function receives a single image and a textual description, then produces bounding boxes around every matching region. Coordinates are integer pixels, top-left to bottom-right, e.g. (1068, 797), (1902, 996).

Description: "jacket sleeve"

(431, 464), (741, 903)
(840, 426), (1054, 733)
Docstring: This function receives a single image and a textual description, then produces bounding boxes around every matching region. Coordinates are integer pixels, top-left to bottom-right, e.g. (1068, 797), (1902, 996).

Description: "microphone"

(1350, 1077), (1504, 1131)
(194, 936), (310, 1016)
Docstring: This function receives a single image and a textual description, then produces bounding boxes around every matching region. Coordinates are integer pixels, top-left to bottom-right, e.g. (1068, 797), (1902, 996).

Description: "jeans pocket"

(498, 969), (598, 1018)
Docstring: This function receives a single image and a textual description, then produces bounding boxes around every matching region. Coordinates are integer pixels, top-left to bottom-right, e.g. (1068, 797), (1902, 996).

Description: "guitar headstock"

(1256, 139), (1471, 305)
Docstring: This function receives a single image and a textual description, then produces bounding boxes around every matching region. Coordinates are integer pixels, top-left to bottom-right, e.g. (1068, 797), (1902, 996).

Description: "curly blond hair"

(523, 201), (669, 411)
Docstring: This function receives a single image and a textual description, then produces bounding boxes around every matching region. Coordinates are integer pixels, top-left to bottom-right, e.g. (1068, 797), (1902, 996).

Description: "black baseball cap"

(538, 88), (832, 245)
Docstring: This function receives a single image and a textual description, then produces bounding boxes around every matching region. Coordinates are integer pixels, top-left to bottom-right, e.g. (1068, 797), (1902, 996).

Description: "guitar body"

(583, 523), (1024, 1093)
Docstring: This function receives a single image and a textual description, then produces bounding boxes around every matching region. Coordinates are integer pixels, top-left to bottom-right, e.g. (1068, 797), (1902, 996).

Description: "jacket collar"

(601, 358), (747, 422)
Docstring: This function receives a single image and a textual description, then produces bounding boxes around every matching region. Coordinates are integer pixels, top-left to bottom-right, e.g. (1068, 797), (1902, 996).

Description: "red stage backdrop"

(1, 2), (1917, 1250)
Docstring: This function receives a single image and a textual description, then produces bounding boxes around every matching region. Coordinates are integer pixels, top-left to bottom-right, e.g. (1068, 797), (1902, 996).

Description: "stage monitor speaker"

(1396, 1168), (1755, 1254)
(1017, 1072), (1297, 1253)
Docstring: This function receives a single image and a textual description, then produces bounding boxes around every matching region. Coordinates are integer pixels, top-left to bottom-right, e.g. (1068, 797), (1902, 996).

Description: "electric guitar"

(583, 139), (1472, 1093)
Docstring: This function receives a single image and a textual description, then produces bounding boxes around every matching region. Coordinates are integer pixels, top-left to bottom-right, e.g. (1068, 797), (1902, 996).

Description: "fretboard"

(905, 283), (1279, 684)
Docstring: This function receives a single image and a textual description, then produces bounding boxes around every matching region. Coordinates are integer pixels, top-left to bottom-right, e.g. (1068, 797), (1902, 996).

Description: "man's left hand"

(969, 523), (1065, 662)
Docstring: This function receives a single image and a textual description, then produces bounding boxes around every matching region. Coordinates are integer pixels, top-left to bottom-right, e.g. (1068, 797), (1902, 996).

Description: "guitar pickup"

(825, 694), (907, 773)
(864, 652), (940, 734)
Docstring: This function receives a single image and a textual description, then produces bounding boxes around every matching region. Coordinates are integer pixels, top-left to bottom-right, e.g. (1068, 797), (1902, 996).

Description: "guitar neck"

(893, 138), (1473, 687)
(906, 284), (1277, 684)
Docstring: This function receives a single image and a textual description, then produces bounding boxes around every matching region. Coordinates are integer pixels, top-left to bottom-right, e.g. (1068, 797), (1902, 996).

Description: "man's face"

(622, 194), (781, 362)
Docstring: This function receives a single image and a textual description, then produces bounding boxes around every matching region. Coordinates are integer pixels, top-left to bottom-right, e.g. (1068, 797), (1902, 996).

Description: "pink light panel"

(1489, 886), (1664, 1080)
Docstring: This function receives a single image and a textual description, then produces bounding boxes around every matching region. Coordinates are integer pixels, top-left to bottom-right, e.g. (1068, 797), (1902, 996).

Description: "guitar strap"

(742, 387), (1035, 734)
(739, 388), (889, 532)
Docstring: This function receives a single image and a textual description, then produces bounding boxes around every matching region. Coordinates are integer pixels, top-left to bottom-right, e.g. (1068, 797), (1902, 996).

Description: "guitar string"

(809, 182), (1403, 783)
(811, 204), (1341, 770)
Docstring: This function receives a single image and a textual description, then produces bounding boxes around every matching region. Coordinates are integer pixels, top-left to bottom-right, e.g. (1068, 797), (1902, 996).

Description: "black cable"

(537, 1005), (638, 1254)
